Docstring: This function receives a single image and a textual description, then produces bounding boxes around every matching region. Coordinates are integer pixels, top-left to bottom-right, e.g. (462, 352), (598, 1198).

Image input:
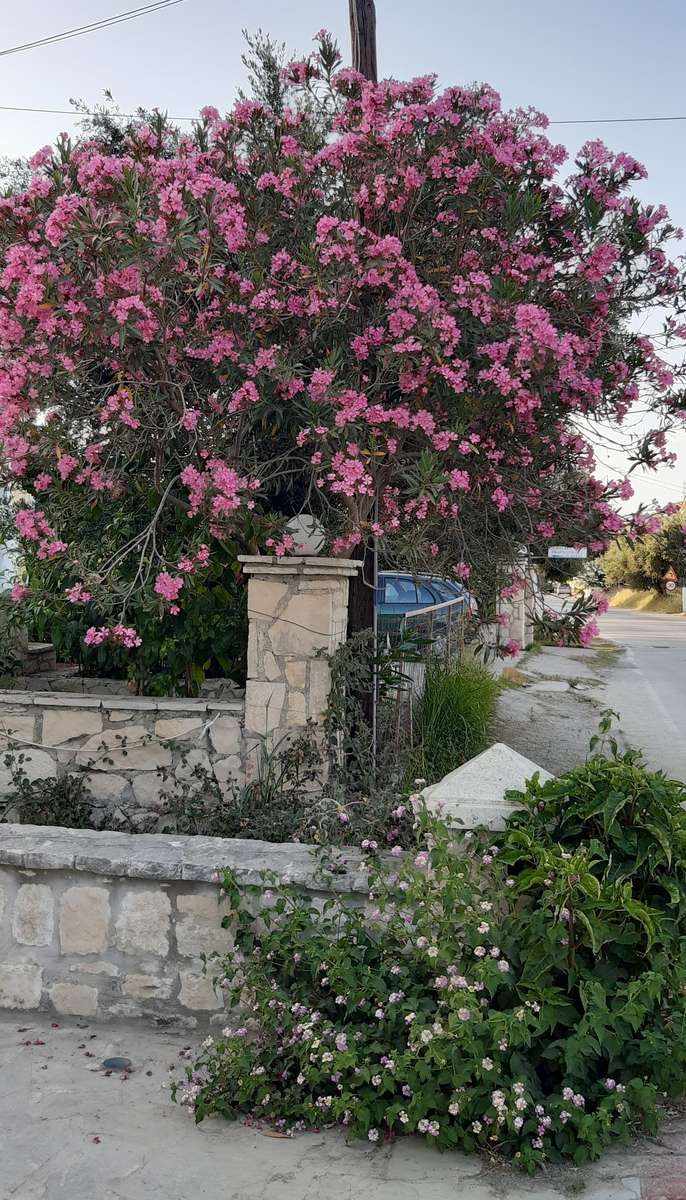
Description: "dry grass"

(608, 586), (684, 615)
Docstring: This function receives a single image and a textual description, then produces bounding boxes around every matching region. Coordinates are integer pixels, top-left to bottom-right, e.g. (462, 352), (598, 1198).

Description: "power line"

(0, 103), (194, 123)
(0, 1), (185, 58)
(2, 101), (686, 129)
(549, 115), (686, 126)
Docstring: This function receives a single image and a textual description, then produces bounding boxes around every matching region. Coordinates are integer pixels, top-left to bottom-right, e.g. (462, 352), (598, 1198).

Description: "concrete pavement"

(1, 1012), (684, 1200)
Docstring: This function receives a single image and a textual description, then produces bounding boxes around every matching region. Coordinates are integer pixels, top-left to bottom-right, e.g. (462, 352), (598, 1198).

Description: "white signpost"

(547, 547), (588, 560)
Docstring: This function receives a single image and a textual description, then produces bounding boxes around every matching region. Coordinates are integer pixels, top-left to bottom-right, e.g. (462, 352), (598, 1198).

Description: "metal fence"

(379, 596), (471, 746)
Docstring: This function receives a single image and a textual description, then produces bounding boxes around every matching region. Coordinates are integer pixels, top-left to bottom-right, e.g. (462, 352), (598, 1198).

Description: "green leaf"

(603, 791), (629, 833)
(645, 822), (672, 868)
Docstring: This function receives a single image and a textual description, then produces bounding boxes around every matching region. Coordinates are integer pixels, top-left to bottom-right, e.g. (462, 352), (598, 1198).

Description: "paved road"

(596, 607), (686, 781)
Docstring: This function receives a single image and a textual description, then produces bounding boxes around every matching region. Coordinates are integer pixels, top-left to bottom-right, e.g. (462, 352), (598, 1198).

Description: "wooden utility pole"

(349, 0), (378, 82)
(346, 0), (379, 742)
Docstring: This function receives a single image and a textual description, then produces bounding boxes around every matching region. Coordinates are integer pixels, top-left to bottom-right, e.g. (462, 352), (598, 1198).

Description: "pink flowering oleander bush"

(532, 590), (607, 647)
(2, 31), (686, 652)
(173, 760), (686, 1172)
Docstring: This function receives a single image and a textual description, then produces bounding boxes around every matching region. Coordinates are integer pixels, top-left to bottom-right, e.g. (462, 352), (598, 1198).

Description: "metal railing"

(380, 596), (471, 746)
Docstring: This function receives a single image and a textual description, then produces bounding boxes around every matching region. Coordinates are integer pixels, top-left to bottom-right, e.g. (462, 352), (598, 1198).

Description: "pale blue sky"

(3, 0), (686, 507)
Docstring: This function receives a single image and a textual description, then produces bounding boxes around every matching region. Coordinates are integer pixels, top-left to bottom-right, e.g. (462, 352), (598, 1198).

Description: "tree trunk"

(349, 0), (378, 83)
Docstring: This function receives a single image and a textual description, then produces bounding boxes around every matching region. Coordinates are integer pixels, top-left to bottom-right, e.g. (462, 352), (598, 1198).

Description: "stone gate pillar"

(238, 555), (361, 765)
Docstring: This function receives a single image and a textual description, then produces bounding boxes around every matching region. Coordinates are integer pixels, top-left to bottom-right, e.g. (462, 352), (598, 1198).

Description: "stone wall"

(0, 824), (366, 1026)
(239, 555), (359, 761)
(0, 691), (244, 826)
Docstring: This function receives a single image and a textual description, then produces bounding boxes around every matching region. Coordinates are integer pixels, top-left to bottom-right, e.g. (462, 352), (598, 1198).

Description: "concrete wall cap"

(0, 824), (368, 892)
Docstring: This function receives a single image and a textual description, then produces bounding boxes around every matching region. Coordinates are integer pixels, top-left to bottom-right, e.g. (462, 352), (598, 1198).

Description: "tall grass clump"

(410, 658), (499, 784)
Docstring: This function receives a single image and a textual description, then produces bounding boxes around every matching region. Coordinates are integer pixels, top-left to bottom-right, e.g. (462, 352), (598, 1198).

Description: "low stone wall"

(0, 691), (245, 825)
(0, 824), (366, 1026)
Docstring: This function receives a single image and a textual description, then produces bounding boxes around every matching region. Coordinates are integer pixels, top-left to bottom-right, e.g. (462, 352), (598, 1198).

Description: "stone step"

(22, 642), (57, 675)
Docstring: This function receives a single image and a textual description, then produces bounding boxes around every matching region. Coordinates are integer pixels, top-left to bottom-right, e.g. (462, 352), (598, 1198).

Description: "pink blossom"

(154, 572), (184, 603)
(65, 583), (91, 604)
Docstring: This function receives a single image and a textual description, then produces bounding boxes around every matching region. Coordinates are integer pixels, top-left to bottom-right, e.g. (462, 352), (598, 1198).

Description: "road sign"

(547, 547), (588, 560)
(663, 566), (678, 583)
(665, 580), (677, 592)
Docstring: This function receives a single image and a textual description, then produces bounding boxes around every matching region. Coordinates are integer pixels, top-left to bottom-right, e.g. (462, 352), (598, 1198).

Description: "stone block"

(244, 682), (285, 737)
(262, 651), (280, 681)
(0, 963), (42, 1009)
(269, 593), (332, 656)
(50, 981), (98, 1017)
(175, 749), (213, 782)
(115, 890), (171, 956)
(421, 742), (553, 831)
(0, 712), (35, 744)
(59, 886), (110, 955)
(154, 717), (204, 741)
(123, 972), (173, 1000)
(83, 772), (129, 804)
(213, 757), (242, 789)
(132, 774), (165, 807)
(247, 578), (288, 620)
(208, 716), (241, 756)
(0, 748), (56, 792)
(179, 969), (222, 1011)
(108, 712), (132, 723)
(80, 726), (172, 771)
(42, 709), (103, 745)
(12, 884), (54, 946)
(286, 690), (306, 724)
(285, 660), (306, 689)
(176, 893), (232, 958)
(307, 659), (331, 718)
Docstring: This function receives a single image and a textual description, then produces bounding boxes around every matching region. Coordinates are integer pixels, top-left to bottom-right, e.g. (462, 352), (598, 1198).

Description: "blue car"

(376, 571), (471, 645)
(376, 571), (469, 616)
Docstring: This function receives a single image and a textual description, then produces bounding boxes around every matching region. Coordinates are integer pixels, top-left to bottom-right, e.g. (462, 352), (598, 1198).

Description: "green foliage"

(173, 730), (686, 1170)
(505, 710), (686, 913)
(408, 659), (499, 784)
(600, 507), (686, 591)
(0, 753), (95, 828)
(24, 537), (248, 696)
(532, 591), (600, 647)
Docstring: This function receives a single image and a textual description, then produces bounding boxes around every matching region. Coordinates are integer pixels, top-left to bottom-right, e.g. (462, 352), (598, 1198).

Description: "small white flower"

(368, 1127), (379, 1142)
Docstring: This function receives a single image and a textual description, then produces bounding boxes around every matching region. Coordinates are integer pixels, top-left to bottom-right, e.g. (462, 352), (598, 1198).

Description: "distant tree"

(601, 505), (686, 589)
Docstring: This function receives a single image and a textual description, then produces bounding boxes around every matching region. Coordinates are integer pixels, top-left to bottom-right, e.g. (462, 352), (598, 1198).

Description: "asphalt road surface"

(597, 607), (686, 781)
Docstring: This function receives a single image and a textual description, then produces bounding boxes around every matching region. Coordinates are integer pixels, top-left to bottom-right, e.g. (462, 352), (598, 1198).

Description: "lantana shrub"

(1, 32), (685, 653)
(174, 742), (686, 1171)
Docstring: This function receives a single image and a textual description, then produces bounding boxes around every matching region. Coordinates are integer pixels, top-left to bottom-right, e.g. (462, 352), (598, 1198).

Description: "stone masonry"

(238, 555), (360, 767)
(0, 692), (244, 826)
(0, 823), (368, 1026)
(0, 555), (363, 806)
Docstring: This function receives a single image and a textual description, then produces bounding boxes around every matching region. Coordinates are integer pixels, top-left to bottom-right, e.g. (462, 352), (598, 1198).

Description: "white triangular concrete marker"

(421, 742), (553, 831)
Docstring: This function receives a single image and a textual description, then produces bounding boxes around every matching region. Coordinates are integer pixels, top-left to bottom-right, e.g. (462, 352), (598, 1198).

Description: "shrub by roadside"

(407, 659), (499, 785)
(608, 586), (683, 615)
(174, 727), (686, 1172)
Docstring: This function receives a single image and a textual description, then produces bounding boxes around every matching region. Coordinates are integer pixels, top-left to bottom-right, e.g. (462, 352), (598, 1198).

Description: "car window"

(417, 582), (440, 605)
(383, 577), (419, 604)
